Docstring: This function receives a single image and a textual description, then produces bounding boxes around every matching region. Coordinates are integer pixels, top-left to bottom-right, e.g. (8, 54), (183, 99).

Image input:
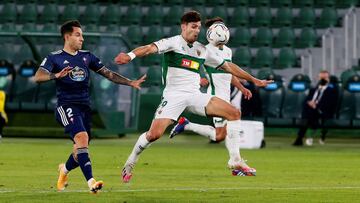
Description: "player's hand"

(200, 78), (209, 87)
(253, 78), (274, 87)
(114, 52), (131, 64)
(55, 66), (72, 79)
(240, 87), (252, 100)
(130, 74), (147, 90)
(307, 101), (317, 109)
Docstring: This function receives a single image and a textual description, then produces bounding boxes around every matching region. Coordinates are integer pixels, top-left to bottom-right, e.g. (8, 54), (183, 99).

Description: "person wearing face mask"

(293, 70), (338, 146)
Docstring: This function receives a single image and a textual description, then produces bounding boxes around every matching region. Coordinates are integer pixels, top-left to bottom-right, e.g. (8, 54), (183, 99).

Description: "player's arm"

(231, 76), (252, 100)
(114, 43), (159, 65)
(96, 67), (146, 89)
(34, 67), (72, 83)
(219, 62), (273, 87)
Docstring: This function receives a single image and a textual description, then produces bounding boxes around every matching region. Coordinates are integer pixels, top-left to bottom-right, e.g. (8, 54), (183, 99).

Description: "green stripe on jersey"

(205, 59), (231, 74)
(163, 51), (205, 74)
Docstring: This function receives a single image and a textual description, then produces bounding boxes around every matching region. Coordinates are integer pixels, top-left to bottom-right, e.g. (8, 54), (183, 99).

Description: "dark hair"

(60, 20), (81, 39)
(205, 17), (224, 28)
(181, 11), (201, 24)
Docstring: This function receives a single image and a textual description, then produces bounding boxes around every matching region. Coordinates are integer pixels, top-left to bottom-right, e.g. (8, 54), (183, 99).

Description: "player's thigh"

(147, 118), (173, 141)
(206, 97), (240, 120)
(154, 93), (187, 121)
(186, 92), (214, 117)
(56, 105), (89, 142)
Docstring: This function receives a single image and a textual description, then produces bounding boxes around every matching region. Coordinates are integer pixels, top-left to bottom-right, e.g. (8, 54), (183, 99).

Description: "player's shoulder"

(50, 50), (63, 55)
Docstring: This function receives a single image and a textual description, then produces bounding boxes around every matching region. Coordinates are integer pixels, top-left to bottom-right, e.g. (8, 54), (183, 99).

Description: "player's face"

(181, 21), (201, 43)
(66, 27), (84, 51)
(319, 72), (330, 82)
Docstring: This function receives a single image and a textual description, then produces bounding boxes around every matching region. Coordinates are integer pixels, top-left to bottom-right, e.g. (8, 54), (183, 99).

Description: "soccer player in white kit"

(114, 11), (272, 182)
(169, 17), (255, 176)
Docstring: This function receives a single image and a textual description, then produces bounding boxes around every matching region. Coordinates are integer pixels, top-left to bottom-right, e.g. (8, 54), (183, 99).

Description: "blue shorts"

(55, 104), (92, 141)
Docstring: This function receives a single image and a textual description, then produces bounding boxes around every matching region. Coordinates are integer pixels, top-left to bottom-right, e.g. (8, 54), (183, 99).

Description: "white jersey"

(153, 35), (224, 94)
(205, 44), (233, 102)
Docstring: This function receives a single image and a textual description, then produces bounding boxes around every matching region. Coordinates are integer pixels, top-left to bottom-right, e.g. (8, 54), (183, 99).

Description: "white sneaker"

(319, 139), (325, 145)
(305, 138), (313, 146)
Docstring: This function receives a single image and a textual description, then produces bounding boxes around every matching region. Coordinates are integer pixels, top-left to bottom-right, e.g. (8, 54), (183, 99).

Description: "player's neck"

(180, 34), (194, 45)
(63, 45), (78, 56)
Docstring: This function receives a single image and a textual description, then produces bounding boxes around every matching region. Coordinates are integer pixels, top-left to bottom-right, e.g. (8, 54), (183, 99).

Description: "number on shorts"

(66, 108), (73, 118)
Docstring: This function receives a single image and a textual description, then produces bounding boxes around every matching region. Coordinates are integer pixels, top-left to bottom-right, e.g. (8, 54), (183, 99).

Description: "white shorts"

(154, 91), (214, 121)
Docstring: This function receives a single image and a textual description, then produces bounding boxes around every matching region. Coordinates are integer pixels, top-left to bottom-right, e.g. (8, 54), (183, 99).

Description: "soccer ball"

(206, 23), (230, 46)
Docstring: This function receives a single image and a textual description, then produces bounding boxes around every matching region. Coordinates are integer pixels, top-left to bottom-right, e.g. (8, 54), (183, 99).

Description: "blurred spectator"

(293, 70), (338, 146)
(0, 91), (8, 140)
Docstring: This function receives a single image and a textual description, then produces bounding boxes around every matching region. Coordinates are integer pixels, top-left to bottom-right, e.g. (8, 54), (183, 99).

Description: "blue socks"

(65, 153), (79, 172)
(77, 147), (93, 181)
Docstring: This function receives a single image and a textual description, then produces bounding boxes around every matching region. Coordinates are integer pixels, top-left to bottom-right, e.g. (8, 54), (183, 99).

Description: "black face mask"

(319, 79), (328, 86)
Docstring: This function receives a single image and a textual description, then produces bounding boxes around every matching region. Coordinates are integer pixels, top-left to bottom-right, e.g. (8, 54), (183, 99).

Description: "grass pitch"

(0, 134), (359, 203)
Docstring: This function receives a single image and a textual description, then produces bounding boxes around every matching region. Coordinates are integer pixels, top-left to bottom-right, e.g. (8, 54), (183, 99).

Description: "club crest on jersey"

(181, 59), (199, 70)
(196, 50), (201, 56)
(69, 66), (87, 82)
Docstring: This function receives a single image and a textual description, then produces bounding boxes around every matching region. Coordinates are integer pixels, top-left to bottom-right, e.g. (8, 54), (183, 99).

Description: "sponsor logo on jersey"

(69, 66), (87, 82)
(181, 59), (199, 70)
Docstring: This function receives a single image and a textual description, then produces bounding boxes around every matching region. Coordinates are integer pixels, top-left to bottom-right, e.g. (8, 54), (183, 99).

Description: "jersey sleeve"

(153, 36), (177, 54)
(89, 53), (104, 72)
(39, 55), (55, 73)
(204, 48), (225, 70)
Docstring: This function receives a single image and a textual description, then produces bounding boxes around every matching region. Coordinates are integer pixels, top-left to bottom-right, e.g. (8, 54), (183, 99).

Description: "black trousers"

(296, 107), (328, 141)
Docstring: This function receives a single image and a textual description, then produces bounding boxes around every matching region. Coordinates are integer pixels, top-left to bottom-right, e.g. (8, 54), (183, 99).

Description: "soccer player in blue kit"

(34, 20), (146, 193)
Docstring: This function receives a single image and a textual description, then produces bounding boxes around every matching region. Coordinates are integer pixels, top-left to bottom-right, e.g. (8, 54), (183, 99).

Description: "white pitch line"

(1, 186), (360, 194)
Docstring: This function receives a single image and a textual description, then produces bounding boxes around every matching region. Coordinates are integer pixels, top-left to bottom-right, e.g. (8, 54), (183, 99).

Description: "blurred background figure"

(0, 90), (8, 140)
(293, 70), (338, 146)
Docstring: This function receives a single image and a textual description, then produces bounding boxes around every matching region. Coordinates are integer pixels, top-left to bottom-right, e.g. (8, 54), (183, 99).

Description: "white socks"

(87, 178), (95, 188)
(185, 122), (217, 141)
(125, 132), (151, 165)
(225, 120), (242, 163)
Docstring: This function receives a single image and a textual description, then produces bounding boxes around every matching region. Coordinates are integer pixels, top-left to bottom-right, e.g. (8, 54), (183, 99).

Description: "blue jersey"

(40, 50), (104, 106)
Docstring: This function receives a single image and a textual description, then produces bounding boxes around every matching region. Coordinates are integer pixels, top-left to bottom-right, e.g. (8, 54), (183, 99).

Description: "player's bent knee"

(74, 132), (89, 148)
(146, 131), (162, 142)
(227, 109), (241, 121)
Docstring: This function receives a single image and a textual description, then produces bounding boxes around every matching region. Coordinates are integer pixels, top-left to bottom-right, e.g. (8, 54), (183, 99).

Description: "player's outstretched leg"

(122, 132), (151, 183)
(169, 117), (189, 138)
(57, 152), (79, 191)
(226, 120), (256, 176)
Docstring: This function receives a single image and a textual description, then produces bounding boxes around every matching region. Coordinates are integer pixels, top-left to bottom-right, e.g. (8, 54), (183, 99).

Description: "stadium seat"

(145, 66), (162, 87)
(81, 4), (100, 25)
(336, 0), (357, 8)
(258, 74), (284, 119)
(230, 27), (251, 47)
(228, 6), (249, 26)
(272, 7), (292, 27)
(141, 0), (163, 5)
(270, 0), (292, 7)
(275, 47), (297, 69)
(41, 23), (58, 33)
(100, 4), (121, 25)
(0, 3), (17, 23)
(293, 0), (314, 7)
(126, 25), (143, 46)
(39, 3), (58, 24)
(21, 22), (38, 32)
(314, 0), (336, 7)
(0, 60), (15, 96)
(282, 74), (311, 122)
(340, 69), (357, 86)
(273, 27), (295, 48)
(37, 80), (56, 111)
(143, 25), (163, 44)
(232, 47), (252, 67)
(122, 5), (142, 25)
(206, 0), (226, 6)
(184, 0), (204, 6)
(293, 7), (316, 28)
(13, 44), (34, 63)
(142, 5), (163, 25)
(251, 27), (273, 47)
(251, 7), (272, 27)
(105, 24), (120, 32)
(85, 24), (100, 32)
(59, 4), (79, 23)
(163, 6), (183, 26)
(18, 3), (37, 23)
(295, 27), (317, 48)
(0, 23), (16, 32)
(0, 44), (13, 61)
(11, 60), (39, 107)
(316, 7), (338, 28)
(227, 0), (248, 6)
(210, 7), (227, 21)
(249, 0), (270, 6)
(164, 0), (183, 5)
(168, 25), (181, 37)
(189, 6), (206, 18)
(252, 47), (274, 68)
